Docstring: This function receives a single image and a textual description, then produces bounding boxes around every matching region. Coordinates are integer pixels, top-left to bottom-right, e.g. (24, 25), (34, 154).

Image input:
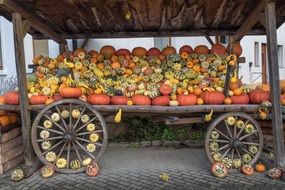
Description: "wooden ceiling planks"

(0, 0), (284, 39)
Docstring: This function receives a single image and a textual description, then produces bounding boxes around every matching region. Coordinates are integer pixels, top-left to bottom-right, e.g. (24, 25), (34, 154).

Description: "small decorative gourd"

(86, 162), (99, 177)
(41, 164), (55, 178)
(211, 162), (228, 178)
(70, 159), (81, 170)
(11, 169), (25, 182)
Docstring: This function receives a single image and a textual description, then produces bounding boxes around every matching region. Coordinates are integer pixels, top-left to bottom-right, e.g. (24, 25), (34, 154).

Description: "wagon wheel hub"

(63, 131), (76, 143)
(230, 138), (243, 149)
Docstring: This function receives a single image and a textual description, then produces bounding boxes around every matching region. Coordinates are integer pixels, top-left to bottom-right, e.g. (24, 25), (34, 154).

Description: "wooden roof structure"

(0, 0), (285, 42)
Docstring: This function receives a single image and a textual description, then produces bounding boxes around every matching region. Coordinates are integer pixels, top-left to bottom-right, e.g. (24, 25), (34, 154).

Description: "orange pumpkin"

(116, 48), (131, 56)
(0, 115), (10, 127)
(110, 55), (119, 62)
(73, 48), (87, 58)
(256, 84), (270, 92)
(111, 62), (121, 69)
(59, 87), (82, 98)
(0, 96), (4, 105)
(111, 96), (129, 105)
(227, 42), (243, 57)
(241, 165), (254, 176)
(186, 61), (194, 68)
(4, 91), (19, 105)
(159, 84), (172, 95)
(233, 88), (242, 96)
(194, 45), (209, 54)
(131, 95), (151, 105)
(179, 45), (193, 54)
(52, 94), (63, 101)
(29, 95), (48, 105)
(193, 65), (200, 72)
(224, 97), (232, 105)
(249, 90), (270, 104)
(88, 94), (110, 105)
(86, 162), (99, 177)
(177, 94), (197, 106)
(147, 47), (161, 56)
(132, 47), (147, 57)
(197, 98), (204, 105)
(230, 93), (250, 104)
(100, 45), (116, 56)
(255, 163), (266, 172)
(211, 43), (226, 55)
(180, 52), (189, 59)
(152, 96), (170, 106)
(193, 87), (202, 96)
(0, 110), (6, 116)
(7, 112), (18, 124)
(200, 91), (225, 105)
(162, 46), (177, 56)
(229, 82), (240, 91)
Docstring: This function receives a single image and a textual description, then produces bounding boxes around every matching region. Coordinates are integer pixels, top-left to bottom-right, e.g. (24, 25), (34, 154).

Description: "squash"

(74, 48), (87, 59)
(29, 95), (48, 105)
(224, 97), (232, 105)
(116, 48), (131, 56)
(147, 47), (161, 56)
(111, 96), (129, 105)
(177, 94), (197, 106)
(249, 90), (270, 104)
(194, 45), (209, 54)
(241, 165), (254, 176)
(131, 95), (151, 105)
(228, 41), (243, 57)
(200, 91), (225, 105)
(11, 169), (25, 181)
(267, 168), (282, 179)
(211, 43), (226, 55)
(8, 112), (18, 124)
(255, 162), (266, 172)
(0, 95), (4, 105)
(179, 45), (193, 54)
(230, 93), (249, 104)
(59, 87), (82, 98)
(88, 94), (111, 105)
(193, 87), (202, 96)
(162, 46), (177, 56)
(41, 164), (55, 178)
(256, 84), (270, 92)
(100, 45), (116, 56)
(229, 82), (240, 91)
(132, 47), (147, 57)
(52, 94), (63, 101)
(0, 115), (10, 127)
(4, 91), (19, 105)
(211, 162), (228, 178)
(159, 84), (172, 95)
(86, 162), (99, 177)
(152, 96), (170, 106)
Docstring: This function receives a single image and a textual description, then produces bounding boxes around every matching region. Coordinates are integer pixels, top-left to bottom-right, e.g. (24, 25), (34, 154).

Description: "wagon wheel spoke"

(77, 130), (103, 136)
(72, 107), (86, 131)
(236, 148), (244, 165)
(37, 126), (64, 135)
(42, 140), (64, 155)
(224, 119), (233, 138)
(230, 149), (235, 169)
(209, 139), (229, 143)
(221, 147), (231, 160)
(44, 114), (65, 132)
(69, 103), (72, 128)
(236, 120), (249, 138)
(72, 142), (82, 163)
(57, 142), (67, 159)
(75, 117), (98, 133)
(242, 142), (259, 146)
(55, 105), (68, 129)
(233, 122), (237, 138)
(239, 130), (258, 141)
(37, 136), (63, 142)
(241, 147), (255, 157)
(66, 143), (71, 169)
(211, 144), (229, 155)
(213, 128), (231, 141)
(75, 140), (96, 160)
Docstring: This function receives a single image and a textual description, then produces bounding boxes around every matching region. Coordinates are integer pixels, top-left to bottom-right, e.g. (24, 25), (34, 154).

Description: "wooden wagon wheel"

(31, 99), (108, 174)
(205, 112), (263, 169)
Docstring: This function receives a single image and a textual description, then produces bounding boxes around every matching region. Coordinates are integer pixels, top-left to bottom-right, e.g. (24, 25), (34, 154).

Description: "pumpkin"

(147, 47), (161, 56)
(162, 46), (177, 56)
(111, 96), (129, 105)
(256, 84), (270, 92)
(230, 93), (249, 104)
(59, 87), (82, 98)
(197, 98), (204, 105)
(0, 110), (6, 116)
(229, 82), (240, 91)
(131, 95), (151, 105)
(194, 45), (209, 54)
(152, 96), (170, 106)
(88, 94), (110, 105)
(179, 45), (193, 54)
(70, 159), (81, 169)
(211, 43), (226, 55)
(177, 94), (197, 106)
(41, 164), (55, 178)
(116, 48), (131, 56)
(4, 91), (19, 105)
(255, 162), (266, 172)
(228, 41), (243, 57)
(29, 95), (48, 105)
(200, 91), (225, 105)
(100, 45), (116, 56)
(11, 169), (25, 181)
(111, 61), (121, 69)
(249, 90), (270, 104)
(267, 168), (282, 179)
(56, 158), (67, 169)
(52, 94), (63, 101)
(8, 112), (18, 124)
(159, 84), (172, 95)
(86, 162), (99, 177)
(193, 87), (202, 96)
(0, 96), (4, 105)
(224, 97), (232, 105)
(241, 165), (254, 176)
(0, 115), (10, 127)
(83, 157), (92, 166)
(132, 47), (147, 57)
(45, 98), (54, 105)
(211, 162), (228, 178)
(74, 48), (87, 59)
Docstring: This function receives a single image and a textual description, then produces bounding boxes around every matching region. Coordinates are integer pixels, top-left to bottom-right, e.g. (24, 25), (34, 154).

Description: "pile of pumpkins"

(0, 96), (18, 127)
(0, 42), (274, 106)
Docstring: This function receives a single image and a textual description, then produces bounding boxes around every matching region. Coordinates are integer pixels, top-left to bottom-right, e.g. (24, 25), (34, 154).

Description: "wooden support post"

(72, 39), (78, 51)
(59, 43), (65, 54)
(80, 38), (89, 49)
(265, 1), (285, 169)
(204, 34), (214, 46)
(12, 12), (36, 175)
(223, 36), (234, 97)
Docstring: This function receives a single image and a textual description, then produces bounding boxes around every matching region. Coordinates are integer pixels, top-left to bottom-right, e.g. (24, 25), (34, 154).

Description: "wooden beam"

(234, 0), (267, 41)
(80, 38), (89, 49)
(0, 0), (65, 43)
(259, 13), (266, 28)
(265, 1), (285, 169)
(204, 35), (214, 46)
(59, 43), (65, 54)
(12, 12), (35, 176)
(21, 20), (31, 38)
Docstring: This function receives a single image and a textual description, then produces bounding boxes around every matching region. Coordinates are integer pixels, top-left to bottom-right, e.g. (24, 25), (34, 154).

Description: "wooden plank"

(0, 136), (22, 154)
(204, 34), (214, 46)
(12, 12), (34, 169)
(1, 128), (20, 143)
(0, 105), (20, 111)
(0, 0), (65, 43)
(80, 38), (89, 49)
(265, 1), (285, 169)
(165, 117), (202, 125)
(223, 36), (234, 96)
(234, 0), (266, 41)
(0, 145), (23, 164)
(59, 43), (65, 54)
(259, 13), (266, 28)
(0, 155), (24, 174)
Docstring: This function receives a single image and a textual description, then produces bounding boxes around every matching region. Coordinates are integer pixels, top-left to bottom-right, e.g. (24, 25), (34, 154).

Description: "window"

(254, 42), (260, 67)
(278, 45), (284, 68)
(220, 36), (229, 44)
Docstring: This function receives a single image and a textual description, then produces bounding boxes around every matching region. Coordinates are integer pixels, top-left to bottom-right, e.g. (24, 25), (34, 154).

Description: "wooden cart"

(0, 0), (284, 175)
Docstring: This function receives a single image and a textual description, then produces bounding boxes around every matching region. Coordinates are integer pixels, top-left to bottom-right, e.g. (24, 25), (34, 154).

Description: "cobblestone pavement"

(1, 146), (285, 190)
